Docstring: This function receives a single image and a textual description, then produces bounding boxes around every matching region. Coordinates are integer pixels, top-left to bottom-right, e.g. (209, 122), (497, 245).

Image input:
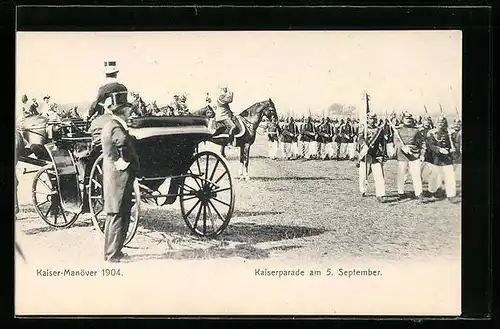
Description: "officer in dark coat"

(101, 91), (140, 262)
(87, 61), (128, 122)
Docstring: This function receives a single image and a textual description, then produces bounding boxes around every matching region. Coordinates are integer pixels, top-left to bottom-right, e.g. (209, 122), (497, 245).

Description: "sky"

(16, 30), (462, 117)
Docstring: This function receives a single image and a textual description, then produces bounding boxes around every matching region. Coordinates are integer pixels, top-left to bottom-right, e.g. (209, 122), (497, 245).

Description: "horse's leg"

(238, 145), (245, 179)
(244, 143), (251, 181)
(221, 145), (226, 158)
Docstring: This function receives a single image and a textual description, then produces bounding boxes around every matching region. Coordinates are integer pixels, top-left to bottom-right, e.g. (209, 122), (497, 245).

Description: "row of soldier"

(265, 111), (462, 204)
(265, 116), (359, 160)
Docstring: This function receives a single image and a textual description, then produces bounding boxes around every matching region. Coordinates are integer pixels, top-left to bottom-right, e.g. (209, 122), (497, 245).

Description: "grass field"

(15, 131), (461, 265)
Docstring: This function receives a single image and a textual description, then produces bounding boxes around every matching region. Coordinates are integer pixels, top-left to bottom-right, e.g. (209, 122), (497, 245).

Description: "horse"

(193, 99), (278, 180)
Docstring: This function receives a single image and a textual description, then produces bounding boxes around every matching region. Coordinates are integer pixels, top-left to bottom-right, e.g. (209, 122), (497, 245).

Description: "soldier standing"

(265, 116), (280, 160)
(296, 116), (306, 159)
(318, 117), (333, 160)
(393, 113), (426, 200)
(425, 117), (459, 202)
(331, 118), (340, 160)
(345, 118), (356, 160)
(101, 90), (140, 262)
(357, 112), (388, 202)
(419, 115), (434, 182)
(450, 118), (462, 179)
(301, 116), (316, 159)
(281, 117), (299, 160)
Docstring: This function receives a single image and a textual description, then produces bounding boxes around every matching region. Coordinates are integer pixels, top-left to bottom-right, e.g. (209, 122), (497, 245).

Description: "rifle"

(423, 105), (428, 115)
(439, 103), (444, 115)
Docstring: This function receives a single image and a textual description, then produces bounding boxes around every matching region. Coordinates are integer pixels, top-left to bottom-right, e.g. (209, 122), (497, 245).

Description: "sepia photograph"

(15, 30), (462, 316)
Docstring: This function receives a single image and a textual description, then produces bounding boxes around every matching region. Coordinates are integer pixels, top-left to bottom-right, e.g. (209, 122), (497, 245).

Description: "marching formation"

(265, 111), (462, 204)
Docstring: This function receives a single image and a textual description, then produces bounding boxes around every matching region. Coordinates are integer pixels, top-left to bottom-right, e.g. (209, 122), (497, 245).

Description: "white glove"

(115, 158), (130, 171)
(439, 148), (449, 155)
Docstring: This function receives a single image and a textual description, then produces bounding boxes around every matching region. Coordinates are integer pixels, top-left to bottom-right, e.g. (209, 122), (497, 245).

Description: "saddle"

(212, 116), (245, 139)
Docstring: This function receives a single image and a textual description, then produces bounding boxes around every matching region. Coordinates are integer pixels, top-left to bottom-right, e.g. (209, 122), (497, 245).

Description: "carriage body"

(24, 114), (235, 245)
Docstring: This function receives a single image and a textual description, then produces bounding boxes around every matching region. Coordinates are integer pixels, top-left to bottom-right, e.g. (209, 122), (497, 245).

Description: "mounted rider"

(87, 61), (128, 122)
(216, 84), (238, 144)
(178, 94), (190, 115)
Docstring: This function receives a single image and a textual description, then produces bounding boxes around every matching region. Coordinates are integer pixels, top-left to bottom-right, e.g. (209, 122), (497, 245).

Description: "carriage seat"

(127, 116), (210, 129)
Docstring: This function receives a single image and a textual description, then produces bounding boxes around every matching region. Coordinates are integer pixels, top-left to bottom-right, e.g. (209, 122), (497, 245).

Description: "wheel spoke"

(207, 199), (227, 223)
(183, 183), (198, 193)
(208, 159), (220, 182)
(202, 203), (207, 235)
(213, 171), (228, 185)
(193, 202), (203, 230)
(36, 199), (50, 207)
(212, 197), (231, 208)
(34, 191), (50, 196)
(211, 186), (232, 193)
(187, 169), (202, 188)
(44, 204), (53, 218)
(205, 154), (209, 180)
(92, 178), (102, 188)
(185, 199), (201, 218)
(181, 195), (198, 202)
(96, 165), (103, 175)
(39, 177), (53, 191)
(196, 157), (202, 176)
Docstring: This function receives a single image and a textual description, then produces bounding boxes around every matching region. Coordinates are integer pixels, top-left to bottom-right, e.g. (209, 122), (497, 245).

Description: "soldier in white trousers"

(265, 116), (280, 160)
(425, 117), (459, 203)
(392, 113), (426, 200)
(358, 112), (388, 203)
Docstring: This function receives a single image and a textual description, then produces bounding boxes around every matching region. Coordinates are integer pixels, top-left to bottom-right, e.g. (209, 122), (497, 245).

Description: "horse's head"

(262, 98), (278, 122)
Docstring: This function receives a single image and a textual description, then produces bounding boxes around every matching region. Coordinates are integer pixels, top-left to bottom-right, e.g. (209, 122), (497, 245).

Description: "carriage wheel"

(31, 164), (79, 228)
(88, 154), (140, 247)
(180, 151), (235, 237)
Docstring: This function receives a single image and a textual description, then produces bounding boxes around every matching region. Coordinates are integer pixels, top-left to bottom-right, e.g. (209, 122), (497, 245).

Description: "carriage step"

(22, 168), (40, 174)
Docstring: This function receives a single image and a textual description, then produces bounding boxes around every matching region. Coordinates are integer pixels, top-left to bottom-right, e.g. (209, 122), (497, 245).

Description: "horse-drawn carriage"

(16, 114), (236, 245)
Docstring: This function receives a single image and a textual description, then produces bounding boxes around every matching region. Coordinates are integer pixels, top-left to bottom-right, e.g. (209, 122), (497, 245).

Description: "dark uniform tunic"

(419, 125), (433, 163)
(281, 121), (299, 143)
(318, 121), (333, 143)
(87, 81), (128, 119)
(394, 125), (426, 161)
(265, 121), (281, 142)
(450, 129), (462, 164)
(425, 128), (455, 166)
(301, 121), (316, 142)
(357, 125), (386, 164)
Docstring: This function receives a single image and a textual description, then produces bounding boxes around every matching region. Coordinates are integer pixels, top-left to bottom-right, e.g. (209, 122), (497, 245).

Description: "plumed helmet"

(21, 94), (28, 103)
(437, 116), (447, 124)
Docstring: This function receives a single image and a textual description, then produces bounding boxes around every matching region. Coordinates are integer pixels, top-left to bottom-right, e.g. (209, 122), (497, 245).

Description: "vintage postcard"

(15, 30), (462, 316)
